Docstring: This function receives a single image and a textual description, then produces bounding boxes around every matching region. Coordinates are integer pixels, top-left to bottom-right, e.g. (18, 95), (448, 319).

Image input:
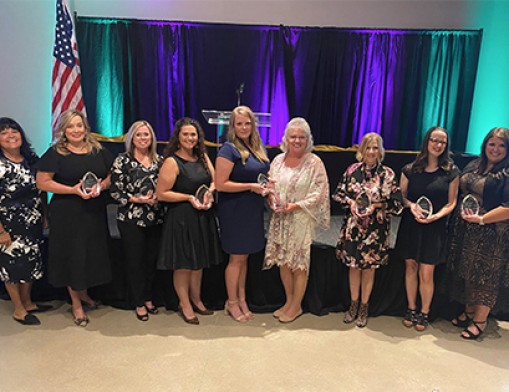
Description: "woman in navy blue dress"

(215, 106), (270, 322)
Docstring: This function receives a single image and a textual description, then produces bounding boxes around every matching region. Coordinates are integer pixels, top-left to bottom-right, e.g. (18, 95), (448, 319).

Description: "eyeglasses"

(429, 137), (447, 146)
(288, 135), (307, 141)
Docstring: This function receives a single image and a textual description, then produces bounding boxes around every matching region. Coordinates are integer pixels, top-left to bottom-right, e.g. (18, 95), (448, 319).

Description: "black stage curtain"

(76, 18), (482, 152)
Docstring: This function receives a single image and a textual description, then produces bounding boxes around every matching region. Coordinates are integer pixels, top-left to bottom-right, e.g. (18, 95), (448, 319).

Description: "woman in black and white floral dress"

(110, 121), (163, 321)
(0, 117), (48, 325)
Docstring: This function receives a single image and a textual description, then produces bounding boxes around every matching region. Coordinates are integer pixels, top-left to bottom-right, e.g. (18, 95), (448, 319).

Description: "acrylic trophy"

(355, 192), (372, 215)
(461, 194), (480, 216)
(81, 172), (99, 195)
(137, 176), (156, 198)
(195, 184), (212, 208)
(416, 196), (433, 219)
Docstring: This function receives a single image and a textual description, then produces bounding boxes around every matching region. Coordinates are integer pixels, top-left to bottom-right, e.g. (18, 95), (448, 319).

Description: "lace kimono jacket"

(264, 153), (330, 272)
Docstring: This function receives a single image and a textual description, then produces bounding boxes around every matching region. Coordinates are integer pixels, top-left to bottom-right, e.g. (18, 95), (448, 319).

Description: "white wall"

(0, 0), (503, 154)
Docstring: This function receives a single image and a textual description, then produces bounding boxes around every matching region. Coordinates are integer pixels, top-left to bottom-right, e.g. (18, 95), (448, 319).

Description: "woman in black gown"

(156, 118), (221, 325)
(36, 110), (113, 327)
(0, 117), (49, 325)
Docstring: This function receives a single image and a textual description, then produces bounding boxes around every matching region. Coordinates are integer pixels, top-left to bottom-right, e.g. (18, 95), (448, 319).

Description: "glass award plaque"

(416, 196), (433, 219)
(461, 194), (480, 216)
(257, 173), (269, 187)
(195, 184), (211, 207)
(81, 172), (99, 195)
(272, 187), (287, 211)
(355, 192), (371, 215)
(137, 176), (156, 198)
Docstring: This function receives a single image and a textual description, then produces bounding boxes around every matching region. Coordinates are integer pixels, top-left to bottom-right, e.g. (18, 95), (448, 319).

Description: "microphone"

(236, 82), (245, 106)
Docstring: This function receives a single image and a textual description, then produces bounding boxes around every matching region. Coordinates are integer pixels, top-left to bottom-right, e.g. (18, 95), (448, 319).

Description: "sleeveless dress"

(157, 155), (221, 271)
(216, 142), (270, 254)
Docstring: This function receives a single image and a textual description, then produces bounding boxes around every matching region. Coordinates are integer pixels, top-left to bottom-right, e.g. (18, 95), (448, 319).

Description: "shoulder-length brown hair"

(124, 120), (159, 163)
(163, 117), (208, 171)
(410, 126), (454, 174)
(53, 110), (102, 155)
(227, 106), (269, 165)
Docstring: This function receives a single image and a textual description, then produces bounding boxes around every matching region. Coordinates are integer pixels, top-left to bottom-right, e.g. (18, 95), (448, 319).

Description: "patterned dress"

(334, 162), (403, 269)
(110, 152), (163, 227)
(0, 157), (44, 283)
(264, 153), (330, 272)
(447, 160), (509, 312)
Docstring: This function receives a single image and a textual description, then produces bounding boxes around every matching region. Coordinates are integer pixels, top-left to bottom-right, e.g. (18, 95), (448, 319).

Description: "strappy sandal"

(461, 320), (487, 340)
(452, 311), (473, 328)
(224, 300), (248, 323)
(414, 312), (429, 332)
(402, 308), (418, 328)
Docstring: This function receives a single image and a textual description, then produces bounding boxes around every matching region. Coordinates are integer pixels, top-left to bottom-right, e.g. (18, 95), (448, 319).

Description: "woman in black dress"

(110, 120), (163, 321)
(36, 110), (113, 327)
(448, 127), (509, 340)
(156, 118), (221, 325)
(396, 126), (459, 331)
(0, 118), (49, 325)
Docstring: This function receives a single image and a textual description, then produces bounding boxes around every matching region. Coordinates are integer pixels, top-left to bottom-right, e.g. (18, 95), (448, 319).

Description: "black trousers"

(117, 220), (161, 308)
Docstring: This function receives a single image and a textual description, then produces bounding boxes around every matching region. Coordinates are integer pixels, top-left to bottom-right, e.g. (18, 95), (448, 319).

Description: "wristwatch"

(479, 215), (485, 225)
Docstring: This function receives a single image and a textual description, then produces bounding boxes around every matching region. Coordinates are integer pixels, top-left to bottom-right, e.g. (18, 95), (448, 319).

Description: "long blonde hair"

(125, 120), (159, 163)
(53, 110), (102, 155)
(227, 106), (269, 164)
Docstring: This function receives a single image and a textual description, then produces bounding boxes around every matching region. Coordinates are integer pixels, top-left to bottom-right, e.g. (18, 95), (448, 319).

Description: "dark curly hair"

(0, 117), (38, 166)
(163, 117), (208, 171)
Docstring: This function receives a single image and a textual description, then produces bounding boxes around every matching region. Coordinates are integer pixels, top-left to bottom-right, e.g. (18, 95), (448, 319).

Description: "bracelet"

(479, 215), (485, 225)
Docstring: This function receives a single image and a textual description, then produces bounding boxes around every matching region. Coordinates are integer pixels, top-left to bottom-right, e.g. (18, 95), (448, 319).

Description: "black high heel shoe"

(136, 307), (149, 322)
(451, 311), (473, 328)
(145, 304), (159, 315)
(461, 320), (487, 340)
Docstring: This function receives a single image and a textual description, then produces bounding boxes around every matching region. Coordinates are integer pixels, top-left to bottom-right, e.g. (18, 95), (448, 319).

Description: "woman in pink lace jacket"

(263, 118), (330, 323)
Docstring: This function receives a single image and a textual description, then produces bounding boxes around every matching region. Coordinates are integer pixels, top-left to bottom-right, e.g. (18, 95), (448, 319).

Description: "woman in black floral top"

(334, 133), (403, 328)
(110, 121), (163, 321)
(0, 118), (49, 325)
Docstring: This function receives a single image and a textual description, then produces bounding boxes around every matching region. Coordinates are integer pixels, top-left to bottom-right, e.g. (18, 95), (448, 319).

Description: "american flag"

(51, 0), (86, 138)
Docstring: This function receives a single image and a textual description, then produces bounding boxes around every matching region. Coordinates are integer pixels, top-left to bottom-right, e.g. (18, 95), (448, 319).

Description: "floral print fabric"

(110, 152), (163, 227)
(334, 162), (403, 269)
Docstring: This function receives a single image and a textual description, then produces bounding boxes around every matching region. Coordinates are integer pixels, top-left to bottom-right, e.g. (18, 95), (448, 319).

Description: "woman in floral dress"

(264, 118), (330, 323)
(334, 133), (403, 327)
(110, 120), (163, 321)
(0, 117), (48, 325)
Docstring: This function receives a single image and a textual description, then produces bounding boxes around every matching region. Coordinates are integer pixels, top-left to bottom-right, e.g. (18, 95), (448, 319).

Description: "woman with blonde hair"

(215, 106), (270, 322)
(334, 132), (403, 327)
(110, 120), (163, 321)
(36, 110), (113, 326)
